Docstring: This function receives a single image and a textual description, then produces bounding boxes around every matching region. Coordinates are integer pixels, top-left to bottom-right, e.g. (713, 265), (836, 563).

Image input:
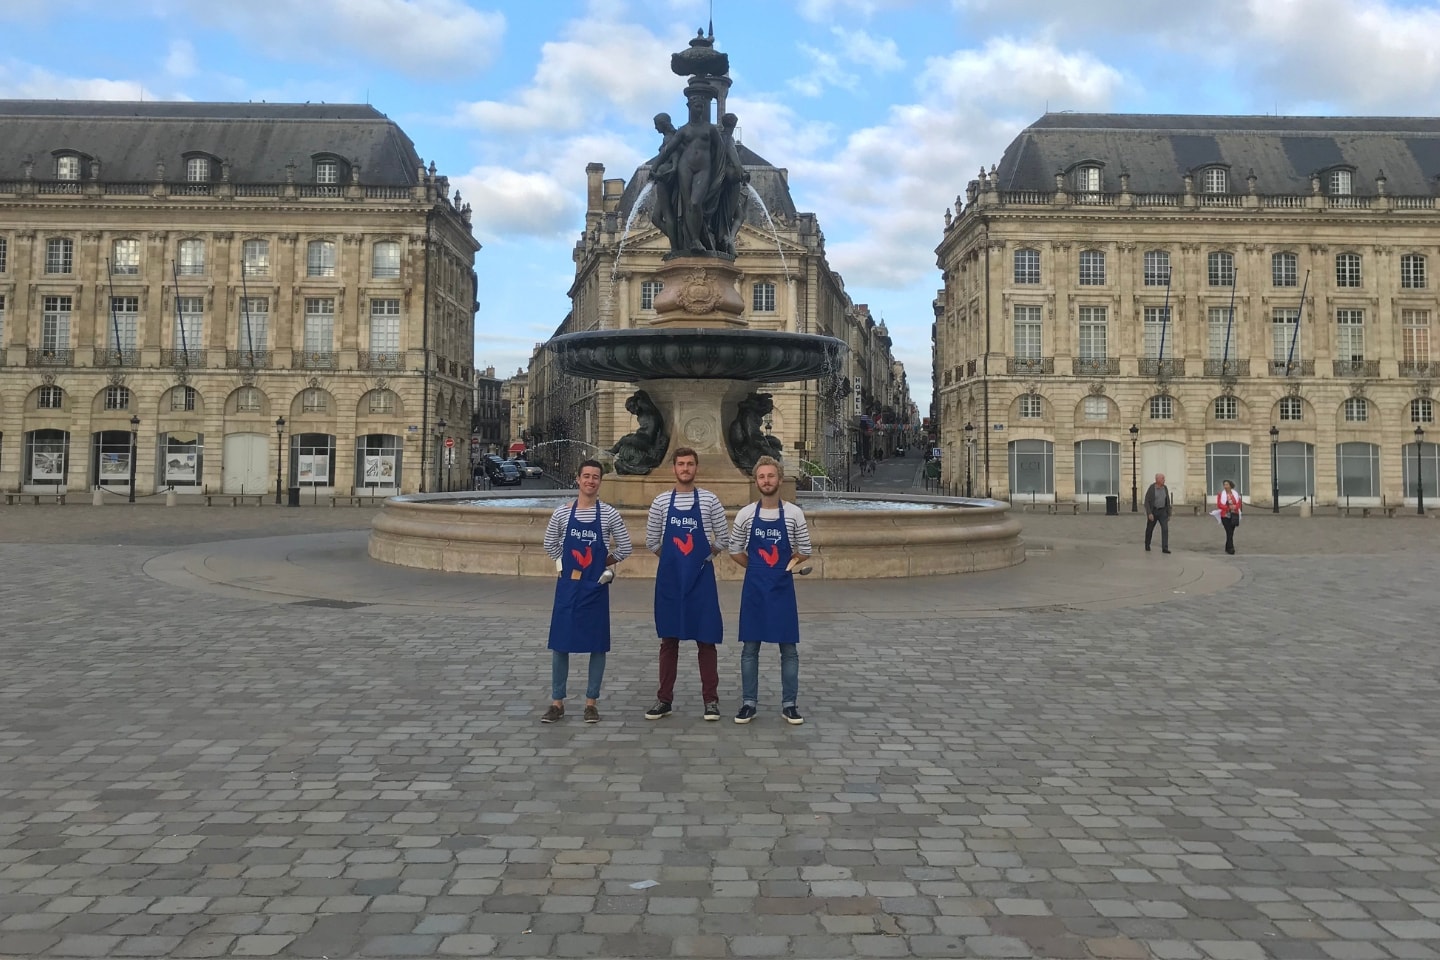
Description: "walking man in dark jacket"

(1143, 473), (1172, 554)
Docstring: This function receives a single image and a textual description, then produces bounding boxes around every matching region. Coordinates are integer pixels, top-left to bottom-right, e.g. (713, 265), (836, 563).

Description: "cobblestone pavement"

(0, 483), (1438, 960)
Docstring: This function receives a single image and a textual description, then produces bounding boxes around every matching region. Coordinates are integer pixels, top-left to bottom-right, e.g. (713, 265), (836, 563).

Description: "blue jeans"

(551, 651), (606, 701)
(740, 642), (798, 708)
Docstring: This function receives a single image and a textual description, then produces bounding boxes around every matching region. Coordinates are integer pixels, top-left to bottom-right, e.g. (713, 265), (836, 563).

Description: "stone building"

(935, 113), (1440, 507)
(0, 101), (478, 498)
(471, 365), (504, 455)
(499, 367), (528, 456)
(532, 149), (899, 488)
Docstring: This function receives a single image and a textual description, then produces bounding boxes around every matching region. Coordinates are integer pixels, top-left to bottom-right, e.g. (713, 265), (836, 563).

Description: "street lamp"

(1128, 424), (1139, 512)
(275, 416), (286, 505)
(963, 421), (974, 497)
(1270, 425), (1280, 513)
(1416, 424), (1427, 515)
(128, 414), (140, 503)
(437, 418), (448, 493)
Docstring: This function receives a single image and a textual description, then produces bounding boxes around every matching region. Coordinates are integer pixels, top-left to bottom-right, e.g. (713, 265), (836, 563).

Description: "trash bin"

(1104, 494), (1119, 516)
(287, 486), (301, 507)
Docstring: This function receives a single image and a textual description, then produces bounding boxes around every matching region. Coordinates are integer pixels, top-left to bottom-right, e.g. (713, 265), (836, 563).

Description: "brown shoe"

(540, 703), (564, 723)
(584, 704), (600, 723)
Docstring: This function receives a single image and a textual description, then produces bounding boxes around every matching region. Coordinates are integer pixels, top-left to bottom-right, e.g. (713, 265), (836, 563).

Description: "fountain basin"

(548, 328), (846, 382)
(369, 491), (1025, 579)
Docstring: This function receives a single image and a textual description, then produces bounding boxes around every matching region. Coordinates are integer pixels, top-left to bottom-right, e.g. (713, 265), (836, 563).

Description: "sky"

(6, 0), (1440, 409)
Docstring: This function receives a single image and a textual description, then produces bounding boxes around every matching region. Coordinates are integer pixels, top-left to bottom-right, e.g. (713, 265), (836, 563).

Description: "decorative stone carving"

(683, 414), (717, 450)
(1286, 381), (1302, 398)
(240, 370), (257, 387)
(726, 392), (784, 472)
(174, 369), (190, 386)
(1348, 381), (1367, 399)
(107, 371), (127, 387)
(608, 390), (669, 475)
(40, 372), (56, 386)
(1025, 381), (1040, 396)
(1088, 382), (1106, 396)
(675, 268), (723, 314)
(1220, 381), (1236, 397)
(374, 376), (390, 392)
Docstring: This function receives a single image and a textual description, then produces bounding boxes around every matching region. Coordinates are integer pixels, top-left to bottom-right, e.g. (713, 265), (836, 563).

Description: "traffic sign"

(444, 437), (455, 449)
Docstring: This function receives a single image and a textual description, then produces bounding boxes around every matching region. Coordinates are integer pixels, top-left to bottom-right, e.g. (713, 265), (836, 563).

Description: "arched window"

(1148, 396), (1174, 420)
(170, 386), (198, 412)
(1207, 251), (1235, 287)
(307, 240), (336, 278)
(1343, 397), (1368, 422)
(1335, 253), (1362, 288)
(1412, 398), (1435, 423)
(372, 241), (401, 279)
(302, 388), (328, 412)
(235, 386), (262, 412)
(185, 157), (211, 182)
(1078, 250), (1106, 285)
(38, 385), (64, 409)
(1401, 253), (1427, 289)
(368, 390), (396, 414)
(315, 159), (340, 184)
(1013, 248), (1041, 284)
(1279, 396), (1303, 421)
(1328, 169), (1353, 196)
(56, 155), (82, 180)
(1200, 167), (1228, 194)
(1019, 395), (1043, 419)
(1272, 252), (1298, 287)
(1213, 396), (1238, 421)
(1072, 165), (1101, 193)
(1082, 396), (1109, 421)
(103, 385), (131, 410)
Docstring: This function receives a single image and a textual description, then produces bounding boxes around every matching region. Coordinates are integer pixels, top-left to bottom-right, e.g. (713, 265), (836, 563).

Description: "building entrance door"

(1141, 440), (1186, 502)
(222, 432), (269, 495)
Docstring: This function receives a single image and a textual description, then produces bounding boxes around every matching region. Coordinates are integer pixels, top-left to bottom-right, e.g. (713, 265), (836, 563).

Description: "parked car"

(491, 461), (522, 486)
(510, 458), (543, 479)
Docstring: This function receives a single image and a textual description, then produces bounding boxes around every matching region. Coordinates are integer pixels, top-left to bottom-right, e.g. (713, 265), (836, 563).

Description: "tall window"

(1009, 439), (1054, 495)
(0, 294), (6, 348)
(1078, 306), (1107, 359)
(1401, 253), (1427, 289)
(56, 155), (81, 180)
(104, 385), (131, 410)
(242, 239), (270, 277)
(1201, 167), (1228, 194)
(1214, 396), (1238, 421)
(1402, 310), (1431, 365)
(1329, 169), (1353, 196)
(1272, 252), (1298, 287)
(1014, 248), (1041, 284)
(1019, 395), (1043, 419)
(1208, 307), (1236, 360)
(38, 385), (64, 409)
(1335, 309), (1365, 361)
(1082, 396), (1108, 421)
(1271, 308), (1301, 365)
(1073, 166), (1101, 192)
(1207, 251), (1235, 287)
(1149, 395), (1174, 420)
(1335, 442), (1379, 499)
(185, 157), (210, 182)
(640, 280), (664, 310)
(1078, 250), (1106, 285)
(1279, 396), (1303, 421)
(238, 297), (269, 353)
(45, 238), (74, 274)
(302, 389), (328, 412)
(1206, 441), (1251, 496)
(371, 241), (401, 279)
(42, 296), (72, 352)
(175, 296), (203, 361)
(307, 240), (336, 278)
(0, 235), (8, 272)
(108, 296), (139, 357)
(1335, 253), (1362, 288)
(1143, 250), (1170, 286)
(1074, 439), (1120, 496)
(1143, 306), (1171, 359)
(1343, 397), (1368, 422)
(370, 299), (400, 355)
(171, 386), (198, 411)
(236, 386), (262, 412)
(1013, 305), (1042, 359)
(111, 238), (140, 275)
(752, 281), (776, 312)
(303, 298), (335, 354)
(178, 239), (205, 276)
(1412, 398), (1434, 423)
(315, 160), (340, 184)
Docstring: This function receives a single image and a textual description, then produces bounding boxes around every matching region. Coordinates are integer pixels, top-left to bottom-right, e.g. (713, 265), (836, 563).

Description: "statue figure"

(608, 390), (670, 475)
(648, 113), (682, 251)
(726, 392), (785, 472)
(715, 113), (750, 256)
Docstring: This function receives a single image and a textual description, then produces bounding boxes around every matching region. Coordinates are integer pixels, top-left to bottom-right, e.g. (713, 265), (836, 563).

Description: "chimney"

(586, 163), (605, 229)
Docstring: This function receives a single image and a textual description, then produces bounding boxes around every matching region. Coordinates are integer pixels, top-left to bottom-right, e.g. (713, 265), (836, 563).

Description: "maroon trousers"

(657, 638), (719, 703)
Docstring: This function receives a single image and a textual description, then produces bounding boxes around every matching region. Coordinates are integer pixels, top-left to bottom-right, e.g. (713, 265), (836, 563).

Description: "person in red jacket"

(1216, 479), (1243, 555)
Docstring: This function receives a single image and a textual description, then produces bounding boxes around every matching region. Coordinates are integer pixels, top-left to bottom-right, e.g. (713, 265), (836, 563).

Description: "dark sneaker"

(584, 704), (600, 724)
(782, 706), (804, 725)
(644, 701), (672, 720)
(734, 704), (756, 724)
(540, 704), (564, 723)
(1162, 549), (1172, 554)
(703, 701), (721, 721)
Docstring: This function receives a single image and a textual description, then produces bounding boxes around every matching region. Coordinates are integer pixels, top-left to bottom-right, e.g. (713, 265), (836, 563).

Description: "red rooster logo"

(757, 544), (780, 567)
(672, 533), (694, 556)
(570, 545), (593, 568)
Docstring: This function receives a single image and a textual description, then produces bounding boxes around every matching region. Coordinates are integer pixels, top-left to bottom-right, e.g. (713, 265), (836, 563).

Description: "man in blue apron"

(644, 448), (729, 721)
(728, 455), (812, 725)
(541, 459), (633, 723)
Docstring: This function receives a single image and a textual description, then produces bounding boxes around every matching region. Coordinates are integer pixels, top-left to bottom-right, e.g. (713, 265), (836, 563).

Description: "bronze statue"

(608, 390), (670, 475)
(648, 114), (682, 251)
(726, 392), (784, 472)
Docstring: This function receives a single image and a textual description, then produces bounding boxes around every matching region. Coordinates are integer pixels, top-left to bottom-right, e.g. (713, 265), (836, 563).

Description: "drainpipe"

(980, 218), (992, 496)
(419, 205), (436, 492)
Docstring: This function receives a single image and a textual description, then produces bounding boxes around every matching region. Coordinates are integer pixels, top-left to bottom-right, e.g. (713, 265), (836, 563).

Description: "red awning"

(508, 442), (526, 453)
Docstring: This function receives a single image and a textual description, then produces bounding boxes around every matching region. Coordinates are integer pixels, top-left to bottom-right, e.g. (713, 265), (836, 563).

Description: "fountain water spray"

(745, 183), (791, 282)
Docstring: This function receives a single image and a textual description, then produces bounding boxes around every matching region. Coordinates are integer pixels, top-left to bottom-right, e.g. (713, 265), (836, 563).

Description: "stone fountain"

(369, 27), (1023, 579)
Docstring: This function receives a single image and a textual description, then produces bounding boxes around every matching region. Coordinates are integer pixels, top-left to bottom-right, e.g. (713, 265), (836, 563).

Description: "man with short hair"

(1143, 472), (1173, 554)
(541, 460), (632, 724)
(644, 448), (729, 721)
(729, 455), (812, 725)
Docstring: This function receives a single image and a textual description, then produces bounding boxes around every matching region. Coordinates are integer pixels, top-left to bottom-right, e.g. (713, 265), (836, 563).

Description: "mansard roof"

(997, 113), (1440, 196)
(0, 100), (422, 185)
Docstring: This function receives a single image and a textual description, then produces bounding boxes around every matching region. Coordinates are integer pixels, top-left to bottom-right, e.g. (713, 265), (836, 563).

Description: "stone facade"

(0, 101), (478, 497)
(935, 113), (1440, 507)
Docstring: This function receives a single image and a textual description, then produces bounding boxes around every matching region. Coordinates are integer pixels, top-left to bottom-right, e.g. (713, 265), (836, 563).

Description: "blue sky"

(6, 0), (1440, 406)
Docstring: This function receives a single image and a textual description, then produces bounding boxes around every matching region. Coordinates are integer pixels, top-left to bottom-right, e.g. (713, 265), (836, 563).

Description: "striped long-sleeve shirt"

(727, 501), (813, 557)
(645, 489), (730, 554)
(543, 501), (633, 563)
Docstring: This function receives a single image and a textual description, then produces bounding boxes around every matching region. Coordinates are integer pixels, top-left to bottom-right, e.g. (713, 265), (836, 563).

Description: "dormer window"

(1073, 165), (1102, 193)
(315, 159), (340, 184)
(1200, 167), (1228, 194)
(56, 155), (82, 180)
(1329, 169), (1353, 196)
(185, 157), (210, 182)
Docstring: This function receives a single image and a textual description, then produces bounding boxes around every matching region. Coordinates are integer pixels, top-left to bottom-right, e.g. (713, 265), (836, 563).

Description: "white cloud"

(0, 59), (160, 100)
(164, 39), (197, 79)
(832, 26), (904, 73)
(455, 166), (581, 242)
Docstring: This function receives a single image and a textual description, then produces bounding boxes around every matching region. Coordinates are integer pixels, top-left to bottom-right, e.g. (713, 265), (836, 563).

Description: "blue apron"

(654, 490), (723, 644)
(547, 501), (611, 654)
(738, 502), (800, 645)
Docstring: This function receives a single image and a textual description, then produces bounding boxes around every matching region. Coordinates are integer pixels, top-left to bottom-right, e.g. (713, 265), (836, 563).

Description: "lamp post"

(1270, 425), (1280, 513)
(1416, 424), (1427, 515)
(274, 416), (286, 505)
(1128, 424), (1139, 512)
(963, 421), (974, 497)
(437, 418), (448, 493)
(128, 414), (140, 503)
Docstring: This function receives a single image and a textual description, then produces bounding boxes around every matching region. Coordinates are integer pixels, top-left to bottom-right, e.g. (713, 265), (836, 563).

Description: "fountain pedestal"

(649, 256), (746, 327)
